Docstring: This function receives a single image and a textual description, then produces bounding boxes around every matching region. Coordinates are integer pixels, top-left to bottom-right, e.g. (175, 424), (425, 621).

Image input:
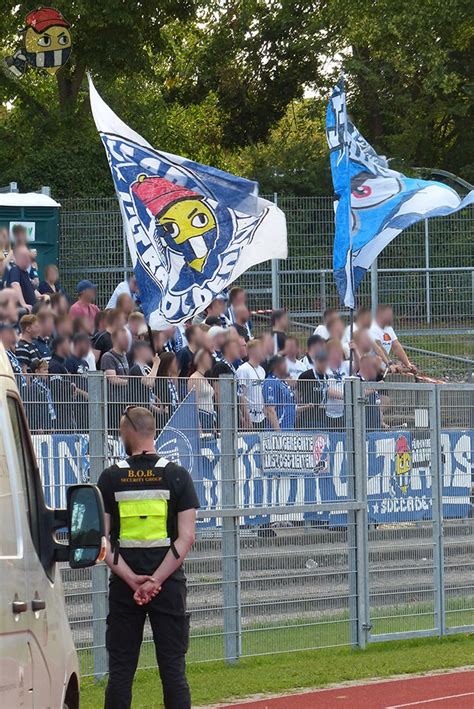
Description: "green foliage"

(231, 100), (333, 195)
(0, 0), (472, 196)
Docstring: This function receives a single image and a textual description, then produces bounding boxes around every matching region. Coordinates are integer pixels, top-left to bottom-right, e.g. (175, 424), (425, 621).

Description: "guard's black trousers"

(104, 577), (191, 709)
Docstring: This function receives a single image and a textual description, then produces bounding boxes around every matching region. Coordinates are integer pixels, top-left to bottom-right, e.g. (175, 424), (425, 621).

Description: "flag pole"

(342, 70), (355, 376)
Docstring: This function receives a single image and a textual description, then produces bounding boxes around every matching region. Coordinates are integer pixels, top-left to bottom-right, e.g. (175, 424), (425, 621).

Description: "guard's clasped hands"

(132, 576), (162, 605)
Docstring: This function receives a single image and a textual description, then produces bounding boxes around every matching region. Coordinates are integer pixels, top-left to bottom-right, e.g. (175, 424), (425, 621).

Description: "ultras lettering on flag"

(89, 77), (287, 329)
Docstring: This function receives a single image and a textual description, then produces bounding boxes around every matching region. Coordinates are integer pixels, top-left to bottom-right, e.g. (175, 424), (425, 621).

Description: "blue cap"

(77, 279), (97, 293)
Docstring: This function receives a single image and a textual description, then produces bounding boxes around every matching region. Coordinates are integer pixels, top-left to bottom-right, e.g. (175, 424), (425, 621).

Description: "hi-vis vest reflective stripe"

(114, 458), (171, 549)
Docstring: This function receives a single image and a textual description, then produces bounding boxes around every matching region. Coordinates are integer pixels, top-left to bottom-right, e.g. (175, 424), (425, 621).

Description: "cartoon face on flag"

(326, 79), (474, 308)
(89, 77), (287, 329)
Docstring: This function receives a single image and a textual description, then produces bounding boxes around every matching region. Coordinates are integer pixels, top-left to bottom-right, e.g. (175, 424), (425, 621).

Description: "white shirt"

(106, 281), (132, 309)
(286, 357), (307, 380)
(369, 321), (398, 355)
(313, 324), (329, 339)
(326, 366), (347, 419)
(236, 362), (265, 423)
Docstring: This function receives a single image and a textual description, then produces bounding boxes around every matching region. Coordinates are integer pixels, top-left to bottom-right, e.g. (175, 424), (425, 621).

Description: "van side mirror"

(67, 485), (106, 569)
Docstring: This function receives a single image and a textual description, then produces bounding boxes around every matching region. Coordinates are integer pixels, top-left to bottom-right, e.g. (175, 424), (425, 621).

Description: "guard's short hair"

(122, 406), (156, 437)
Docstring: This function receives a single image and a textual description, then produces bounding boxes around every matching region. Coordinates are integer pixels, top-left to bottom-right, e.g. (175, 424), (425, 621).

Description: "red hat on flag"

(25, 7), (70, 33)
(131, 175), (201, 217)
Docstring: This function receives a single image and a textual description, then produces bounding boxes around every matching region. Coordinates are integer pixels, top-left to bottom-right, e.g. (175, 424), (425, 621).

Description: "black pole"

(148, 325), (156, 355)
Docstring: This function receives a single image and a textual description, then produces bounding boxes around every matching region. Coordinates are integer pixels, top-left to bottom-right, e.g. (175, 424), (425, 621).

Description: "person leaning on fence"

(296, 347), (330, 430)
(101, 327), (130, 432)
(187, 348), (216, 433)
(16, 313), (41, 372)
(97, 406), (199, 709)
(235, 339), (266, 430)
(358, 354), (384, 430)
(24, 358), (57, 432)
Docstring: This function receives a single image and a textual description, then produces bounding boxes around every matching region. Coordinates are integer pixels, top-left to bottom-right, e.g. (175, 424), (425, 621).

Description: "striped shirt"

(15, 339), (41, 372)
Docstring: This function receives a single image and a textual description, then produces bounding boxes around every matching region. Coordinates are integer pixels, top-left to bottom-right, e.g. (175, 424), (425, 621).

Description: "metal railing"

(17, 373), (474, 677)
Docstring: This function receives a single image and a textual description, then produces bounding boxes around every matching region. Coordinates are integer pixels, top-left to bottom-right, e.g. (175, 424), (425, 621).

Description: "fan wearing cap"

(131, 175), (217, 275)
(24, 7), (71, 73)
(69, 280), (100, 333)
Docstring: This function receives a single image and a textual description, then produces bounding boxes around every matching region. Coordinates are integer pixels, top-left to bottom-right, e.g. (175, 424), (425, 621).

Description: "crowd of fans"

(0, 225), (418, 435)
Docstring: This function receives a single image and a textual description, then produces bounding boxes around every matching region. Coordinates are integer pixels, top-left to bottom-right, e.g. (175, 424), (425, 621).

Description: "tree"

(322, 0), (474, 181)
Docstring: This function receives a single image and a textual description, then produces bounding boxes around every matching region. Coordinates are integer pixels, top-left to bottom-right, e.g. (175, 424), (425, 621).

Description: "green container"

(0, 193), (60, 279)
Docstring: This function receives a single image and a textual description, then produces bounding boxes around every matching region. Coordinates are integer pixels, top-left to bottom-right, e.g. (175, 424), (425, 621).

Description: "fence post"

(345, 377), (370, 648)
(430, 385), (445, 637)
(425, 220), (431, 324)
(88, 372), (109, 680)
(219, 375), (241, 663)
(320, 270), (327, 314)
(271, 192), (281, 310)
(370, 260), (378, 316)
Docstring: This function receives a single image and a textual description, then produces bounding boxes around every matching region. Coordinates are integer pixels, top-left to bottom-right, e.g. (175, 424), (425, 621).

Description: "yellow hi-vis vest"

(114, 457), (171, 549)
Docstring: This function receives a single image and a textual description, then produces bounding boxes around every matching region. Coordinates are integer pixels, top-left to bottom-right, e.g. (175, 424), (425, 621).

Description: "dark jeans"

(105, 577), (191, 709)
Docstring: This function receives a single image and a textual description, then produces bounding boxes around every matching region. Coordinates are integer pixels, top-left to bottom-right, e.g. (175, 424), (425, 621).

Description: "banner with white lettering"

(33, 429), (471, 524)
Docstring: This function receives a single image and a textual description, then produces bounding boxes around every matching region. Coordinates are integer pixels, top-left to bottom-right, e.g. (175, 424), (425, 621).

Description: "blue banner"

(33, 426), (472, 524)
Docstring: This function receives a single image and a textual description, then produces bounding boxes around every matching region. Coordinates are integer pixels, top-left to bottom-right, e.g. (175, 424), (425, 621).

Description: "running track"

(217, 670), (474, 708)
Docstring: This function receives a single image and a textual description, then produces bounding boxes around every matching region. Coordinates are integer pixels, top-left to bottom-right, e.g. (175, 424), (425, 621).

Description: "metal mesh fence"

(59, 195), (474, 371)
(16, 371), (474, 677)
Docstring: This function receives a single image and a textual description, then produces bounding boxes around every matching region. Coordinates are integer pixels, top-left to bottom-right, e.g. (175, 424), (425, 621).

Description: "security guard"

(97, 406), (199, 709)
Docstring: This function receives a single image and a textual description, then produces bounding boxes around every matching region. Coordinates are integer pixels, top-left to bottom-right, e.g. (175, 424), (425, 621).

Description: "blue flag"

(89, 77), (287, 328)
(155, 390), (201, 477)
(326, 79), (474, 308)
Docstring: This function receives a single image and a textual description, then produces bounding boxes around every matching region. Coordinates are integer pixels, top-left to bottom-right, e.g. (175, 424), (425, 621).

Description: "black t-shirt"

(7, 265), (36, 306)
(97, 453), (200, 578)
(94, 330), (113, 364)
(296, 369), (329, 430)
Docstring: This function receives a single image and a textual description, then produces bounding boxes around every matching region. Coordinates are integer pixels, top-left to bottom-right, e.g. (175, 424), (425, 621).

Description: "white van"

(0, 344), (105, 708)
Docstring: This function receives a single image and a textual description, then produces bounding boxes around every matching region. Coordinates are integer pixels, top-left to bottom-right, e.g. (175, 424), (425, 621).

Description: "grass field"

(80, 633), (474, 708)
(76, 595), (474, 678)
